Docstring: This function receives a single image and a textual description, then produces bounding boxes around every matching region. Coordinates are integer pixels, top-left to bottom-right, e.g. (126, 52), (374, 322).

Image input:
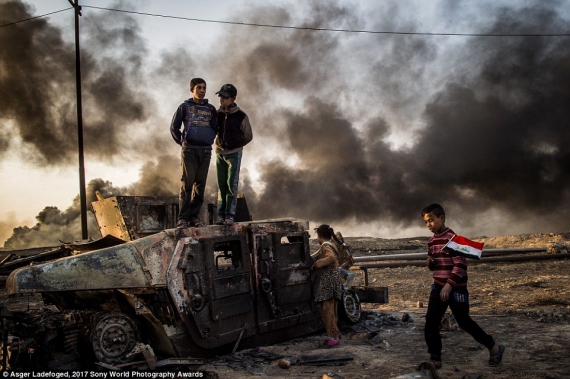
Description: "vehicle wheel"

(91, 312), (140, 365)
(339, 290), (361, 323)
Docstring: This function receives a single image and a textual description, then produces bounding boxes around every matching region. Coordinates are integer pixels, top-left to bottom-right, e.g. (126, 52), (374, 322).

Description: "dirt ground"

(3, 232), (570, 378)
(200, 232), (570, 379)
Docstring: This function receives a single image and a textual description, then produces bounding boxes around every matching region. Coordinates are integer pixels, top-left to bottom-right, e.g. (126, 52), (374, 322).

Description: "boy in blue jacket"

(170, 78), (218, 228)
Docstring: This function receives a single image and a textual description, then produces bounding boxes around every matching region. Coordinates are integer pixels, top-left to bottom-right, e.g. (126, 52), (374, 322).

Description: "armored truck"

(2, 197), (387, 370)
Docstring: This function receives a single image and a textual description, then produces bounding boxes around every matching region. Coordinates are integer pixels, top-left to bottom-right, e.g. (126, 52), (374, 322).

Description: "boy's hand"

(440, 283), (452, 301)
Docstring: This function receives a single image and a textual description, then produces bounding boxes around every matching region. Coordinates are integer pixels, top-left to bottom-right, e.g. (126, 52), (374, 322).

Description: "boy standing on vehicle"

(170, 78), (218, 228)
(214, 84), (253, 225)
(421, 203), (505, 369)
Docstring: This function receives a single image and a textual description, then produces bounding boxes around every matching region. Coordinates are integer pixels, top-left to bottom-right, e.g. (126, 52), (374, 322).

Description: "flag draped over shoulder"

(443, 235), (485, 260)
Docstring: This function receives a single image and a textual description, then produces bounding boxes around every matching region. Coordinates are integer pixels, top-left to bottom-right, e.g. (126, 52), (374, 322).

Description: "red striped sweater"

(427, 228), (468, 288)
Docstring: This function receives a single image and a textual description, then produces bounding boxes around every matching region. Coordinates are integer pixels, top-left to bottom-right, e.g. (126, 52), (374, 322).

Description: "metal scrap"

(291, 352), (354, 366)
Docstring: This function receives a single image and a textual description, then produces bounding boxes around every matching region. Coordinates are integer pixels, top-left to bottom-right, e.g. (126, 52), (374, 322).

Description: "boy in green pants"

(214, 84), (253, 225)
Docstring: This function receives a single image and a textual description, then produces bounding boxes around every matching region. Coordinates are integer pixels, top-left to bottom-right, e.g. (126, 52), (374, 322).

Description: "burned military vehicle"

(2, 196), (387, 370)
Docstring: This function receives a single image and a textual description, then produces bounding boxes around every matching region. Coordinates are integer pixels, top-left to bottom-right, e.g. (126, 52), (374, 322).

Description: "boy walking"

(170, 78), (218, 228)
(213, 84), (253, 225)
(421, 203), (505, 369)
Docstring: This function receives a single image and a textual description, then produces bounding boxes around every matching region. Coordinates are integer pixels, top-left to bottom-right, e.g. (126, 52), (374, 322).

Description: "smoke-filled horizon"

(2, 0), (570, 248)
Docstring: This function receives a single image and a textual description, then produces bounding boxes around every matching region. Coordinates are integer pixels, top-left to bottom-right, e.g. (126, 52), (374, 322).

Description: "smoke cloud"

(2, 157), (181, 249)
(211, 1), (570, 234)
(2, 0), (570, 248)
(0, 0), (162, 166)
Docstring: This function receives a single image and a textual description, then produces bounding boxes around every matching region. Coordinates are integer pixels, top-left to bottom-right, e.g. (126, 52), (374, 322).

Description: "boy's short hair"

(314, 224), (334, 239)
(190, 77), (206, 91)
(421, 203), (445, 217)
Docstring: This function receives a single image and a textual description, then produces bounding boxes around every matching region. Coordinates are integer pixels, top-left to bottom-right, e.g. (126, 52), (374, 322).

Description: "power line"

(82, 5), (570, 37)
(2, 5), (570, 37)
(0, 8), (72, 28)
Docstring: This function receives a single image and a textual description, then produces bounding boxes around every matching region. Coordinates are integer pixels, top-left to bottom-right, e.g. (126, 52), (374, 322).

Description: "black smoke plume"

(209, 1), (570, 234)
(3, 0), (570, 248)
(0, 0), (160, 165)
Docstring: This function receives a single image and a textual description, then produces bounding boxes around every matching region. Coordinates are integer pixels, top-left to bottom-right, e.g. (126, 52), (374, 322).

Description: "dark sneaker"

(489, 344), (505, 366)
(224, 215), (235, 225)
(189, 218), (204, 227)
(215, 216), (225, 225)
(176, 219), (188, 228)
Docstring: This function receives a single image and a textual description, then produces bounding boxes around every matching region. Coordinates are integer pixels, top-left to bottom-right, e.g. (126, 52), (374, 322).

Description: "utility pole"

(69, 0), (88, 240)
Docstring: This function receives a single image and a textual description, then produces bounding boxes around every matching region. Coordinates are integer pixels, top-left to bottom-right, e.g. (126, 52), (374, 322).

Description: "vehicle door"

(253, 231), (317, 333)
(169, 234), (255, 349)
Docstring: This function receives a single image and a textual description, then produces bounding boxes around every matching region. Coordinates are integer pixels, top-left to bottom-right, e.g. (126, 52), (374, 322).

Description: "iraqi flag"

(443, 235), (484, 260)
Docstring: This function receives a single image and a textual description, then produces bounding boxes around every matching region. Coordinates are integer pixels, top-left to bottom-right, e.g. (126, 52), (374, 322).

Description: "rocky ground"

(2, 232), (570, 378)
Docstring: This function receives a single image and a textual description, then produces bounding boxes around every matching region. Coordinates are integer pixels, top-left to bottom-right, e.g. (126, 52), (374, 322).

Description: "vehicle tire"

(91, 312), (140, 365)
(339, 289), (361, 323)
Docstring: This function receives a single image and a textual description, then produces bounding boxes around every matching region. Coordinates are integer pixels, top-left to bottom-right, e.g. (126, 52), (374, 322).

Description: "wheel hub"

(92, 312), (140, 364)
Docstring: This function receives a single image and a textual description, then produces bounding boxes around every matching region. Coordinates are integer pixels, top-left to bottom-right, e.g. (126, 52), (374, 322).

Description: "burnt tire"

(339, 290), (361, 323)
(91, 312), (140, 365)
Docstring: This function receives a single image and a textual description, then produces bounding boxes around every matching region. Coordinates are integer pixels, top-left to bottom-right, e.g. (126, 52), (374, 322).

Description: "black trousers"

(179, 147), (211, 222)
(424, 284), (495, 360)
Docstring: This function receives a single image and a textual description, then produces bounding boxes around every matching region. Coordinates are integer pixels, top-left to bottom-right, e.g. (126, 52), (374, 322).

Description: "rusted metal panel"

(211, 273), (250, 299)
(65, 234), (126, 251)
(1, 246), (59, 258)
(6, 243), (151, 294)
(91, 196), (179, 241)
(91, 196), (132, 241)
(0, 237), (126, 282)
(133, 231), (178, 286)
(279, 268), (311, 286)
(0, 247), (68, 270)
(247, 218), (309, 235)
(209, 292), (252, 319)
(166, 233), (257, 350)
(252, 227), (317, 332)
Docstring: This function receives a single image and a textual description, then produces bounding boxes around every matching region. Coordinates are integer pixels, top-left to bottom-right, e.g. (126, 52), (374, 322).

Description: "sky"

(1, 0), (570, 248)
